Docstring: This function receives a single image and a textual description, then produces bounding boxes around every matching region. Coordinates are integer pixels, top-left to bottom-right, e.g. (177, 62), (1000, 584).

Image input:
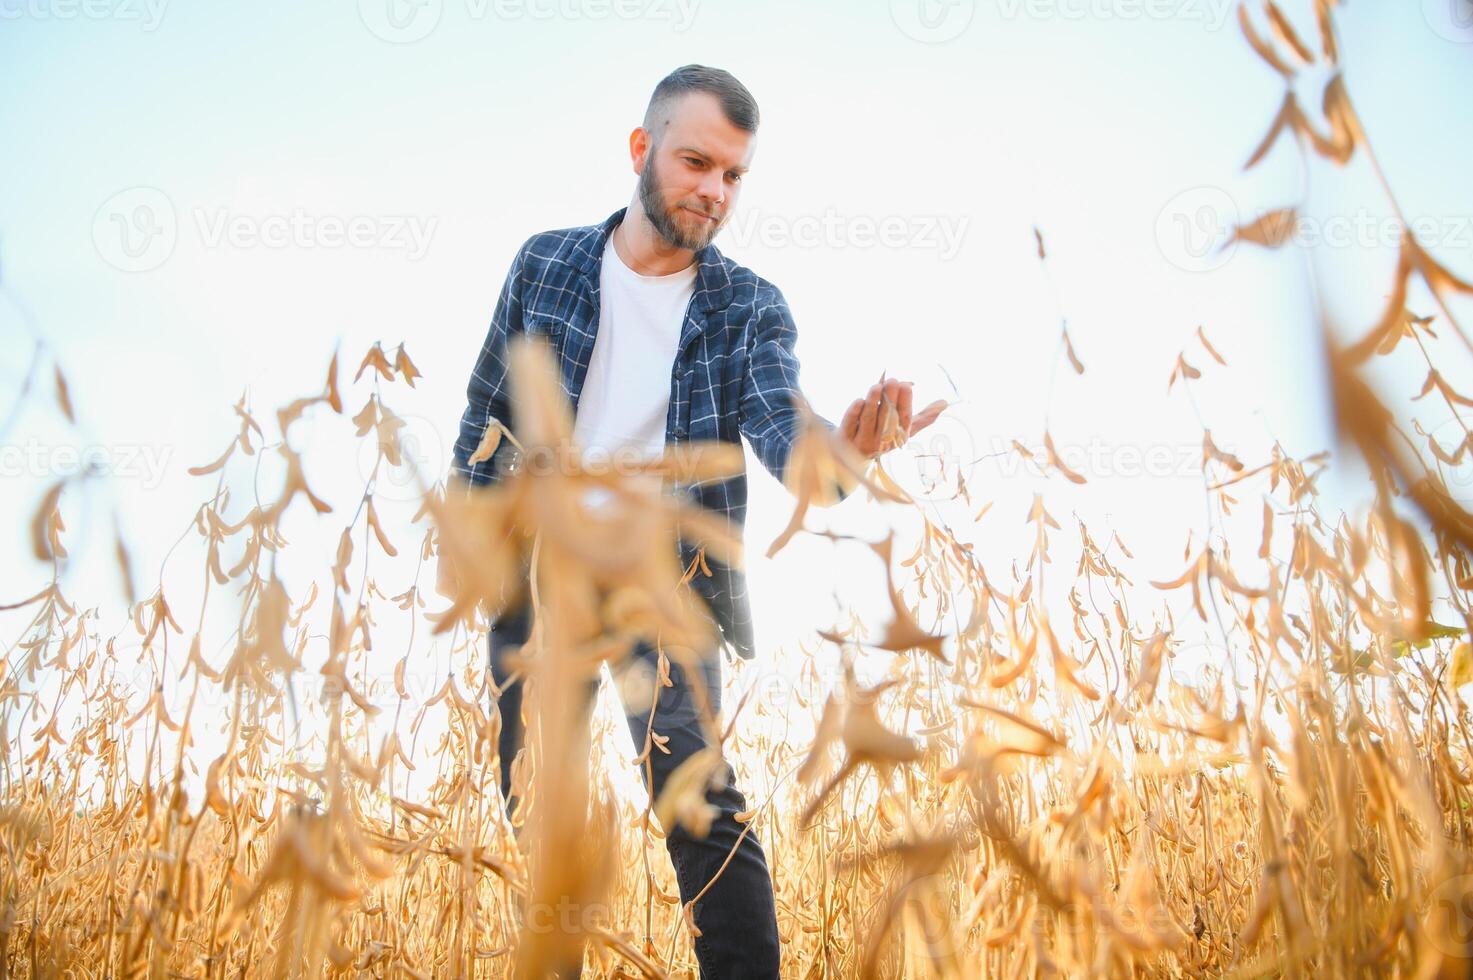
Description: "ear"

(630, 127), (651, 175)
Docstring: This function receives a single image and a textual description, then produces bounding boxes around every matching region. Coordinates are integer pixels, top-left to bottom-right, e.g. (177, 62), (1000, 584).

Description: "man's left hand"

(839, 377), (943, 460)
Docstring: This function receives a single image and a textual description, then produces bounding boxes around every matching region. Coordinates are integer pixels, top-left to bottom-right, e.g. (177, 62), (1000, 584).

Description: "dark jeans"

(488, 601), (781, 979)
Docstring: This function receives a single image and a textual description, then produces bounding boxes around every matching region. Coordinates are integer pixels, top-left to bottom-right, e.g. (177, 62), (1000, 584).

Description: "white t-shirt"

(572, 226), (697, 502)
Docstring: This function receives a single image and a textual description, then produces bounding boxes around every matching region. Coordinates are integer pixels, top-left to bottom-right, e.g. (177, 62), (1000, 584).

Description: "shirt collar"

(575, 207), (734, 312)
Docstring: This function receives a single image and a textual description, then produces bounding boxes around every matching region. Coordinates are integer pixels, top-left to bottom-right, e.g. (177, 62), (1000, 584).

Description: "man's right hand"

(839, 377), (944, 459)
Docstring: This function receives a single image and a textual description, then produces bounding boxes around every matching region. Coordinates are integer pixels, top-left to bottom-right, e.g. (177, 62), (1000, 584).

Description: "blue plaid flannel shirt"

(451, 206), (845, 660)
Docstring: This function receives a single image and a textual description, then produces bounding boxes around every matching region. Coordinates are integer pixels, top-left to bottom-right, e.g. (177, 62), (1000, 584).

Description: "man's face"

(636, 91), (755, 252)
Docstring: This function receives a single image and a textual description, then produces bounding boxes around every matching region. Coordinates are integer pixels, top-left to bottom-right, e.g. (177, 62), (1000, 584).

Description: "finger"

(858, 383), (881, 442)
(895, 382), (914, 434)
(909, 401), (946, 435)
(871, 383), (889, 436)
(841, 398), (863, 440)
(881, 378), (900, 412)
(880, 380), (903, 444)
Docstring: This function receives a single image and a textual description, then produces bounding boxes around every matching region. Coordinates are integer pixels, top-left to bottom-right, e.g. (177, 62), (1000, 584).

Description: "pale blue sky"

(2, 1), (1471, 723)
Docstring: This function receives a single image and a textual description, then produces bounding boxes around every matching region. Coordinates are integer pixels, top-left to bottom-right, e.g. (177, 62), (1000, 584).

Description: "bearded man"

(447, 64), (939, 978)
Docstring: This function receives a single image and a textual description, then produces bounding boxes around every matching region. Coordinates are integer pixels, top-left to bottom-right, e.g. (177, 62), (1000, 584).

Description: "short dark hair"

(643, 65), (759, 139)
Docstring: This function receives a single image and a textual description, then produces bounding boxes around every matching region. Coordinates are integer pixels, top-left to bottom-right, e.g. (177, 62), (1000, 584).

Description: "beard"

(638, 149), (723, 252)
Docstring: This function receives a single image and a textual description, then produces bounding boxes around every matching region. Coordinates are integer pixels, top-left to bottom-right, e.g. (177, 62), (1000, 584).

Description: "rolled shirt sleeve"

(738, 284), (851, 504)
(450, 241), (528, 491)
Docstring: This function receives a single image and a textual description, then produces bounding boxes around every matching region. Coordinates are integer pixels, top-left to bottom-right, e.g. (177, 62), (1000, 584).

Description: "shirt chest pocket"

(521, 312), (566, 343)
(516, 313), (569, 376)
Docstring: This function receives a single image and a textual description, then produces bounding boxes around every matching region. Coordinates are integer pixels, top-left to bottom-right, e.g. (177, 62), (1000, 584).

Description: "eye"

(727, 173), (743, 184)
(683, 157), (705, 169)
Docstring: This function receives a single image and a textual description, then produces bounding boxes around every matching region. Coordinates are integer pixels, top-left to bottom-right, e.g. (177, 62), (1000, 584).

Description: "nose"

(695, 169), (725, 210)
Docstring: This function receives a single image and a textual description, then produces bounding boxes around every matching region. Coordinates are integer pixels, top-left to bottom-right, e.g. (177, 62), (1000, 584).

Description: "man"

(447, 65), (939, 978)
